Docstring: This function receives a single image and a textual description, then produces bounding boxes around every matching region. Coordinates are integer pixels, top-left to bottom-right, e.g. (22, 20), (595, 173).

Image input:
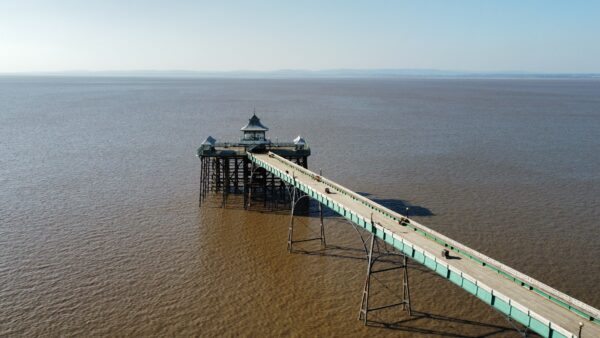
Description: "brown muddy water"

(1, 77), (599, 337)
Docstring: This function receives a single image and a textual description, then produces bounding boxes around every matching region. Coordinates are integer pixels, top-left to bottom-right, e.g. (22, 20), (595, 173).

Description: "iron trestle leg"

(402, 254), (412, 316)
(358, 232), (376, 324)
(319, 201), (326, 248)
(246, 163), (255, 209)
(318, 168), (326, 248)
(505, 316), (529, 337)
(358, 231), (412, 325)
(287, 195), (326, 253)
(287, 185), (297, 252)
(199, 157), (203, 207)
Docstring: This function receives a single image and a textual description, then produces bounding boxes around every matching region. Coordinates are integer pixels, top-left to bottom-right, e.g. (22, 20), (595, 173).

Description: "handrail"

(251, 151), (600, 322)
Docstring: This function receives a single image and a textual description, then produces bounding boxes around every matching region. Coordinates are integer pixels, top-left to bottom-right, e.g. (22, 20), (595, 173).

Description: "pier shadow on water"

(291, 192), (434, 219)
(199, 188), (434, 219)
(365, 309), (538, 338)
(355, 192), (434, 217)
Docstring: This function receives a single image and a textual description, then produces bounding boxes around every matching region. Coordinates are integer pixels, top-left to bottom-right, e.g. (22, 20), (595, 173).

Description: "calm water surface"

(1, 77), (599, 337)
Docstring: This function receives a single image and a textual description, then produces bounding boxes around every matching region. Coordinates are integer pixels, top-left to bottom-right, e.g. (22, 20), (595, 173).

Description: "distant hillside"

(3, 69), (600, 79)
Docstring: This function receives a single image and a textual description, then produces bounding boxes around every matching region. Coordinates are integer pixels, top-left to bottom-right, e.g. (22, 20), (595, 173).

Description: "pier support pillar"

(243, 158), (249, 208)
(198, 156), (211, 207)
(318, 169), (326, 248)
(199, 157), (204, 207)
(246, 163), (256, 209)
(318, 201), (326, 248)
(358, 231), (411, 325)
(287, 181), (297, 252)
(222, 157), (230, 208)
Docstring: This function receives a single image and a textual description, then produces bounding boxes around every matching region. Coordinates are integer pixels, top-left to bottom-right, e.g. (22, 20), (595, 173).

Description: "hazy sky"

(1, 0), (599, 73)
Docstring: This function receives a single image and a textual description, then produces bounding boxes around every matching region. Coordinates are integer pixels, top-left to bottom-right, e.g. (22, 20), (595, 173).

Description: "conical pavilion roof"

(241, 114), (269, 132)
(293, 135), (306, 145)
(201, 136), (216, 145)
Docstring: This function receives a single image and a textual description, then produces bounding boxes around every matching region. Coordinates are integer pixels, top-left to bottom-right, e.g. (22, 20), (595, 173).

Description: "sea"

(1, 76), (599, 337)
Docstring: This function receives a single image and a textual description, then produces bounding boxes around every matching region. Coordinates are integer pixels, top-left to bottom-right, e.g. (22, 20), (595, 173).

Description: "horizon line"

(2, 68), (600, 79)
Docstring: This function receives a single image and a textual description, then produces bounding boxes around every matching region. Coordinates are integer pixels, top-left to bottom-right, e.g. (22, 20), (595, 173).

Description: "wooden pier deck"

(249, 152), (600, 338)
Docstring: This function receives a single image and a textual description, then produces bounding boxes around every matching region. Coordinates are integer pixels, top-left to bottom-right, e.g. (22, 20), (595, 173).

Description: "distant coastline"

(2, 69), (600, 79)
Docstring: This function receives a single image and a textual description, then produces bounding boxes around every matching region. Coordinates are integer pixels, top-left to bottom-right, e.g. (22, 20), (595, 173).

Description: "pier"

(198, 115), (600, 338)
(197, 113), (309, 208)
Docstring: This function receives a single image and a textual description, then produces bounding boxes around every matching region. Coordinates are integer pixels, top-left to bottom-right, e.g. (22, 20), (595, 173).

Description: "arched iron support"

(292, 194), (312, 206)
(281, 180), (295, 202)
(288, 194), (311, 252)
(287, 184), (326, 252)
(346, 219), (370, 255)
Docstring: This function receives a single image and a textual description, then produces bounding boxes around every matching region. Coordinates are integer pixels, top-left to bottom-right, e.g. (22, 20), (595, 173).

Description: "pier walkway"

(248, 152), (600, 338)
